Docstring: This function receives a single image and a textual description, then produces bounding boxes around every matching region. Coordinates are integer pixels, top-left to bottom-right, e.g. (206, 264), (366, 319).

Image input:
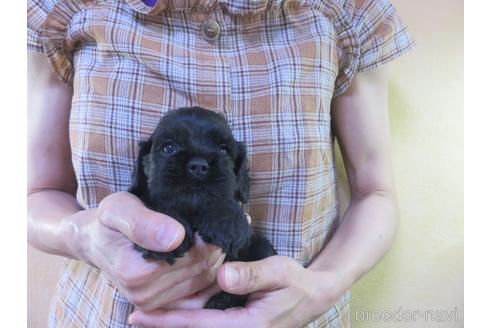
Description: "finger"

(129, 308), (246, 328)
(136, 253), (215, 293)
(149, 235), (223, 279)
(217, 256), (298, 295)
(194, 233), (223, 255)
(98, 192), (185, 252)
(143, 265), (221, 310)
(163, 234), (225, 281)
(129, 239), (225, 304)
(171, 234), (224, 270)
(162, 283), (222, 310)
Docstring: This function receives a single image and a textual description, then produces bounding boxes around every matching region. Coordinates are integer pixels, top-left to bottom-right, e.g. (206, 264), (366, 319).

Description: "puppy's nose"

(187, 158), (209, 178)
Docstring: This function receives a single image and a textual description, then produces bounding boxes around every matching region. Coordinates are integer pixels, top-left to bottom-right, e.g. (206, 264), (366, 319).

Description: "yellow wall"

(344, 0), (464, 327)
(27, 1), (463, 327)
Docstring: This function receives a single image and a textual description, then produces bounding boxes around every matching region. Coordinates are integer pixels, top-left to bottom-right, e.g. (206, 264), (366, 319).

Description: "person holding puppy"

(27, 0), (414, 327)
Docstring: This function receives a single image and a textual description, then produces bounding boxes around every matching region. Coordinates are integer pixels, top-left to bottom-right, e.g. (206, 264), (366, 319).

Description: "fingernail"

(128, 313), (137, 325)
(225, 266), (239, 288)
(156, 226), (180, 250)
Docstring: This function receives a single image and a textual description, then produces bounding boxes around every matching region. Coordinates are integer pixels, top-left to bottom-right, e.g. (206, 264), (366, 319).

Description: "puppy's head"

(129, 107), (249, 203)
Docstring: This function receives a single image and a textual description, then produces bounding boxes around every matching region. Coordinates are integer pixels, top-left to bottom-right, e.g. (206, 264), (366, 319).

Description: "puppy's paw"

(134, 224), (194, 265)
(205, 292), (248, 310)
(198, 200), (251, 259)
(133, 244), (179, 265)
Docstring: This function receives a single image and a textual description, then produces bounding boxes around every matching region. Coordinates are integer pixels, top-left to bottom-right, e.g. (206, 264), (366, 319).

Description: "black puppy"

(129, 106), (276, 309)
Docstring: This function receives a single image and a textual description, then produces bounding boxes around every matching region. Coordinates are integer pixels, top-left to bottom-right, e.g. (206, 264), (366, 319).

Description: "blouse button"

(202, 20), (221, 42)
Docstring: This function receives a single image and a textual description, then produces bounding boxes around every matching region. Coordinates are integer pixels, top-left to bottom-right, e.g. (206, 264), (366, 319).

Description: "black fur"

(129, 106), (276, 309)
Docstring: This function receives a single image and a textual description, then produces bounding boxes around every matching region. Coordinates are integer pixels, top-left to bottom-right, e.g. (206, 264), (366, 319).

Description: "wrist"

(62, 209), (97, 263)
(307, 268), (353, 311)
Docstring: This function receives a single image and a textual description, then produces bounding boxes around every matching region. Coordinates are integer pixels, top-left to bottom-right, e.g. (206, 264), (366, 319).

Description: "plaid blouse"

(27, 0), (414, 327)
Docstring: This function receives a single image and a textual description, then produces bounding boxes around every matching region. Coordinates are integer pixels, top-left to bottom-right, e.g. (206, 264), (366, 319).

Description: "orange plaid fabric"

(28, 0), (414, 326)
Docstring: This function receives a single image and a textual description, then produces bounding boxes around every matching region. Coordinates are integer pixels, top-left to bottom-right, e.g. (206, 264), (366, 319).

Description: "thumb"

(98, 192), (185, 252)
(217, 256), (294, 295)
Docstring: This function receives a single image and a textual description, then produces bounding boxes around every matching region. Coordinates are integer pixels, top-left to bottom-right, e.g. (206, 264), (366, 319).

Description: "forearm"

(309, 189), (398, 290)
(27, 189), (87, 259)
(307, 68), (398, 297)
(27, 52), (85, 259)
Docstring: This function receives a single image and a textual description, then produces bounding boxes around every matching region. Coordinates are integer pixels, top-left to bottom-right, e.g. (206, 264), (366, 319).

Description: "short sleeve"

(333, 0), (415, 97)
(27, 0), (56, 52)
(26, 0), (89, 84)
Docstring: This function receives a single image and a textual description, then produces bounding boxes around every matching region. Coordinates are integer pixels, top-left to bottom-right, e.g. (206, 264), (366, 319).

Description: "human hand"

(69, 192), (225, 311)
(128, 255), (347, 327)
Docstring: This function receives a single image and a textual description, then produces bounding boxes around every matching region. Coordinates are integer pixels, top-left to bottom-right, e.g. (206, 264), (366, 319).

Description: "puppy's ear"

(128, 139), (153, 197)
(234, 142), (250, 203)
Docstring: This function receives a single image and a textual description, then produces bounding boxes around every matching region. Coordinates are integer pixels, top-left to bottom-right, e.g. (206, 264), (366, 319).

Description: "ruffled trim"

(39, 0), (97, 83)
(125, 0), (168, 15)
(124, 0), (300, 16)
(38, 0), (414, 88)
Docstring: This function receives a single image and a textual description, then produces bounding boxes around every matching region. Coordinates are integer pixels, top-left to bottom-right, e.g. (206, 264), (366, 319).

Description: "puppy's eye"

(162, 142), (178, 155)
(219, 145), (229, 155)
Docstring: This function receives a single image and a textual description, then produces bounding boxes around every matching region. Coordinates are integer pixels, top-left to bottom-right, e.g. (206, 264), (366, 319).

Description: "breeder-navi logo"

(355, 306), (459, 323)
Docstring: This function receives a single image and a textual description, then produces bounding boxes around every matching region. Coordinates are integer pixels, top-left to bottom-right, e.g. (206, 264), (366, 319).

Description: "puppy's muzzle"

(187, 158), (209, 178)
